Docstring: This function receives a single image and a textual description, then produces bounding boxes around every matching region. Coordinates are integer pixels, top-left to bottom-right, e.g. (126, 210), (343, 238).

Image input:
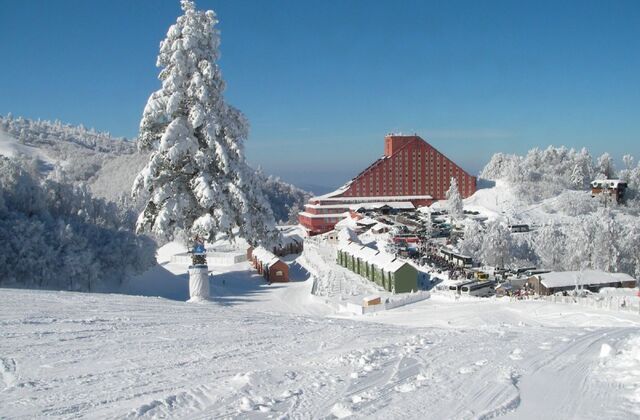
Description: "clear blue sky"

(1, 0), (638, 192)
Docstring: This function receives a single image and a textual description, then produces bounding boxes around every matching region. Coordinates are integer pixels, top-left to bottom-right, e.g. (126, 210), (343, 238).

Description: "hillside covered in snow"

(450, 146), (640, 280)
(1, 281), (638, 418)
(0, 114), (311, 222)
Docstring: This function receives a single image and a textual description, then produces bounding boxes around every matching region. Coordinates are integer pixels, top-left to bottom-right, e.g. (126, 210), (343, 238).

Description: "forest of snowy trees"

(0, 114), (136, 184)
(256, 169), (311, 224)
(460, 146), (640, 279)
(0, 112), (311, 291)
(0, 156), (156, 291)
(460, 211), (640, 279)
(480, 145), (640, 204)
(0, 114), (310, 222)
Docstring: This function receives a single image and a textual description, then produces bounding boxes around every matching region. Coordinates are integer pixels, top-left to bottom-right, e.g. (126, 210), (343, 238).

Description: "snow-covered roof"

(538, 270), (635, 289)
(348, 202), (416, 211)
(382, 258), (408, 272)
(371, 223), (390, 231)
(339, 242), (410, 273)
(312, 182), (353, 200)
(590, 179), (626, 189)
(278, 227), (304, 245)
(252, 247), (281, 266)
(337, 227), (359, 243)
(356, 217), (378, 226)
(334, 216), (360, 230)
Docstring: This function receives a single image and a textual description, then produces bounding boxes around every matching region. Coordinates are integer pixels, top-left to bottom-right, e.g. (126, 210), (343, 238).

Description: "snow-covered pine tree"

(132, 0), (280, 249)
(445, 177), (464, 221)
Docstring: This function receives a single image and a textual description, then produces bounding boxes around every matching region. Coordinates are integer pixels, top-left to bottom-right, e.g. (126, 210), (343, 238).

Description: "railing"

(525, 294), (639, 314)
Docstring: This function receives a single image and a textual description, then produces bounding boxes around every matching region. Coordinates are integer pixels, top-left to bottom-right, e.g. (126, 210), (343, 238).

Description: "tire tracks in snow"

(503, 326), (638, 420)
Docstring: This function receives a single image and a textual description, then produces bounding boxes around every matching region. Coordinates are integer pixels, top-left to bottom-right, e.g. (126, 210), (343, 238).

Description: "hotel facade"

(298, 134), (477, 235)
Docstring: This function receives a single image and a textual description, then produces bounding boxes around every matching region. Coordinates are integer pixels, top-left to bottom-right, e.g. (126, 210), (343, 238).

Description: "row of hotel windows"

(352, 174), (472, 195)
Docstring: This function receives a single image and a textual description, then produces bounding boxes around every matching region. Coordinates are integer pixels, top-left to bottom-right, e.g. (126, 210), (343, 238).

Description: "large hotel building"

(298, 134), (477, 235)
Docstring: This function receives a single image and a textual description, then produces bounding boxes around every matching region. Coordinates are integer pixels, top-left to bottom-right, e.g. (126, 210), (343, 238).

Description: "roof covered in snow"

(348, 202), (416, 211)
(335, 216), (360, 230)
(252, 247), (281, 267)
(339, 242), (411, 273)
(278, 225), (305, 245)
(371, 223), (391, 232)
(537, 270), (635, 289)
(590, 179), (626, 189)
(356, 217), (378, 226)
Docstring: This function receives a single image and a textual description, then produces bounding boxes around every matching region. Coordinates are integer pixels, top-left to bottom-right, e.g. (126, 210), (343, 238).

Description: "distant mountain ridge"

(0, 114), (311, 223)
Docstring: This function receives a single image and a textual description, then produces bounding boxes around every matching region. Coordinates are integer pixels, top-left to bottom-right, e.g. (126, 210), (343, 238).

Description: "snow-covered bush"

(0, 156), (156, 292)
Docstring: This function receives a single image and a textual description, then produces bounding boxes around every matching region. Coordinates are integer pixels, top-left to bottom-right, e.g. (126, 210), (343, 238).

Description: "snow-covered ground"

(2, 249), (639, 418)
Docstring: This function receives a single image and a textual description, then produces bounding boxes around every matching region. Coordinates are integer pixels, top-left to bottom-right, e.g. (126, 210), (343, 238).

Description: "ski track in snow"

(0, 287), (639, 419)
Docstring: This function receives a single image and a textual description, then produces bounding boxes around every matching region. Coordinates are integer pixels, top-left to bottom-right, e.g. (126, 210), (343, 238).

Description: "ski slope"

(1, 283), (639, 419)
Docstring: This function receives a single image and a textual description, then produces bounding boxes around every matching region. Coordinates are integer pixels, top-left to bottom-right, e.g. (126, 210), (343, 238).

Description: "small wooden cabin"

(591, 179), (628, 203)
(251, 247), (289, 283)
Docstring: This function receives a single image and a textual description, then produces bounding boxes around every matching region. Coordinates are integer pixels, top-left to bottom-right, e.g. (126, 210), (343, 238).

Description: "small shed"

(363, 295), (382, 307)
(251, 247), (289, 283)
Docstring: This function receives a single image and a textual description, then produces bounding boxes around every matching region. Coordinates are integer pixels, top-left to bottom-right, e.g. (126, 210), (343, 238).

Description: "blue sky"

(1, 0), (638, 191)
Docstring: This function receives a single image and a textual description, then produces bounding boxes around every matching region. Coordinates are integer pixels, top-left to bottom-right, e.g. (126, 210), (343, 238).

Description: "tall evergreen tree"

(132, 0), (279, 247)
